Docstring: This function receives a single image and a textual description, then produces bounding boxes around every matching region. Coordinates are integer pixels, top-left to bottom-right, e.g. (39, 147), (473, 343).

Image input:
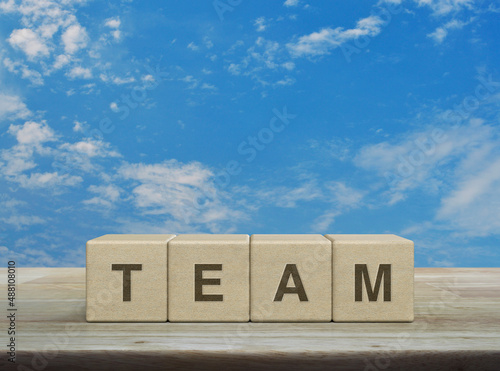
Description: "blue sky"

(1, 0), (499, 267)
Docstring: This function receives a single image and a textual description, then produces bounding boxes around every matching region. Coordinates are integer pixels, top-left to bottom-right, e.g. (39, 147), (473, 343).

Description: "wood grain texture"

(1, 268), (499, 370)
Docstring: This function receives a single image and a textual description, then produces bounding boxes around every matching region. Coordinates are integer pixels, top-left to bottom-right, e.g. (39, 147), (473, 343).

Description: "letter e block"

(325, 234), (414, 322)
(251, 234), (332, 322)
(168, 234), (249, 322)
(86, 234), (175, 322)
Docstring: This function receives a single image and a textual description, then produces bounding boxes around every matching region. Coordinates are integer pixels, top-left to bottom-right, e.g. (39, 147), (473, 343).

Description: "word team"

(86, 234), (414, 323)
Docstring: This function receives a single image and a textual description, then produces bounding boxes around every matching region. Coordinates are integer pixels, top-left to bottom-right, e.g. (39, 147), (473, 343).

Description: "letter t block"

(86, 234), (175, 322)
(325, 234), (414, 322)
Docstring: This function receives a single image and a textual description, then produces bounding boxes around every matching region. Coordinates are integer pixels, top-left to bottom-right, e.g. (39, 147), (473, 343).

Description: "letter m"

(354, 264), (391, 302)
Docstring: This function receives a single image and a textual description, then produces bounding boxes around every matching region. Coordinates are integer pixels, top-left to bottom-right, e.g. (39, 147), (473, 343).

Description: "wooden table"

(1, 268), (499, 370)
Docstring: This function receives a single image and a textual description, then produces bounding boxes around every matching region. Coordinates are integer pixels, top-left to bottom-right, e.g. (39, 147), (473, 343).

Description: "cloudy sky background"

(1, 0), (499, 267)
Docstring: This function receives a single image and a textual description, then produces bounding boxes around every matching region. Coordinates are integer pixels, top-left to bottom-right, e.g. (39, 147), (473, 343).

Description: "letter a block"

(86, 234), (175, 322)
(168, 234), (249, 322)
(325, 234), (414, 322)
(251, 234), (332, 322)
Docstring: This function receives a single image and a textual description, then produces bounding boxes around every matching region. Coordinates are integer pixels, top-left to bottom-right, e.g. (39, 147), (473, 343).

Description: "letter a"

(274, 264), (308, 302)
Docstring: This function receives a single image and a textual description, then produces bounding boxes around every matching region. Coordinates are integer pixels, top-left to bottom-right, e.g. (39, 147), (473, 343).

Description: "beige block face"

(168, 234), (249, 322)
(325, 234), (414, 322)
(86, 234), (175, 322)
(251, 234), (332, 322)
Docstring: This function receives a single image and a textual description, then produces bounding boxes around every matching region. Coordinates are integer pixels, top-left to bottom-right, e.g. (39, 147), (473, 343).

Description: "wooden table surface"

(1, 268), (499, 370)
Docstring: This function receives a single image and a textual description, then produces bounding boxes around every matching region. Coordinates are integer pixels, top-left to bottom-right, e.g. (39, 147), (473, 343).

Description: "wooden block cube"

(86, 234), (175, 322)
(168, 234), (249, 322)
(325, 234), (414, 322)
(250, 234), (332, 322)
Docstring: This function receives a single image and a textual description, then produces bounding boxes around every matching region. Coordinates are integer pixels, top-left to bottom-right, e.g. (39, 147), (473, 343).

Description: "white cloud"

(325, 181), (365, 208)
(201, 83), (217, 90)
(439, 158), (500, 215)
(105, 17), (121, 29)
(53, 54), (71, 69)
(104, 17), (121, 40)
(353, 96), (500, 238)
(118, 160), (245, 230)
(0, 120), (120, 190)
(225, 37), (295, 86)
(313, 211), (340, 232)
(59, 139), (121, 158)
(73, 121), (85, 132)
(253, 181), (322, 208)
(38, 22), (59, 39)
(308, 137), (352, 161)
(287, 15), (384, 57)
(203, 36), (213, 49)
(0, 215), (46, 230)
(8, 28), (50, 59)
(227, 63), (241, 75)
(0, 243), (69, 267)
(254, 17), (267, 32)
(112, 76), (135, 84)
(1, 0), (86, 61)
(3, 58), (44, 85)
(275, 76), (295, 86)
(187, 42), (199, 51)
(111, 29), (120, 40)
(0, 146), (37, 176)
(0, 197), (26, 209)
(437, 157), (500, 236)
(415, 0), (474, 16)
(119, 160), (214, 214)
(311, 182), (365, 231)
(0, 0), (103, 83)
(8, 120), (56, 145)
(237, 176), (317, 206)
(15, 171), (82, 189)
(83, 184), (122, 208)
(427, 18), (469, 43)
(428, 27), (448, 43)
(61, 24), (89, 54)
(67, 66), (92, 79)
(284, 0), (299, 6)
(0, 94), (31, 122)
(378, 0), (403, 4)
(1, 121), (57, 182)
(0, 197), (47, 230)
(91, 184), (121, 201)
(0, 0), (15, 12)
(142, 74), (155, 82)
(180, 75), (199, 89)
(355, 119), (494, 204)
(238, 178), (364, 231)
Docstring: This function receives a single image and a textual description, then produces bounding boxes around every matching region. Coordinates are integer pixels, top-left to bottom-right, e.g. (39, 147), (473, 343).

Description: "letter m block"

(355, 264), (391, 302)
(325, 234), (414, 322)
